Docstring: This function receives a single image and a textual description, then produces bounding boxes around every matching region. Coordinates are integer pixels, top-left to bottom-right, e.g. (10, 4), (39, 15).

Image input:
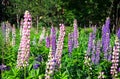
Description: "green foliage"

(1, 0), (113, 27)
(0, 26), (116, 79)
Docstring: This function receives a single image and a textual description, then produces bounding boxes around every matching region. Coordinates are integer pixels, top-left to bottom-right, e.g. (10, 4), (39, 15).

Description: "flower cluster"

(1, 22), (6, 38)
(87, 33), (94, 56)
(5, 21), (11, 44)
(45, 24), (65, 79)
(0, 64), (10, 71)
(73, 19), (79, 48)
(68, 32), (74, 54)
(39, 27), (46, 43)
(110, 37), (120, 78)
(46, 36), (50, 48)
(84, 54), (92, 75)
(117, 28), (120, 39)
(45, 26), (57, 79)
(12, 24), (16, 46)
(91, 40), (96, 64)
(102, 17), (110, 59)
(55, 24), (65, 68)
(45, 47), (56, 79)
(94, 40), (101, 64)
(50, 26), (56, 56)
(98, 72), (105, 79)
(17, 11), (32, 68)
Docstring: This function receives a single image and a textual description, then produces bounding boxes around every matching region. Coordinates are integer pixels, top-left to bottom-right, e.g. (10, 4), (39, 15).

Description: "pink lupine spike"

(45, 24), (65, 79)
(12, 24), (16, 46)
(55, 24), (65, 68)
(110, 37), (120, 78)
(17, 11), (32, 68)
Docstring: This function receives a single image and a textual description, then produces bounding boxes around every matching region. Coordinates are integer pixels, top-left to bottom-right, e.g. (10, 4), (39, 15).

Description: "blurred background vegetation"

(0, 0), (120, 29)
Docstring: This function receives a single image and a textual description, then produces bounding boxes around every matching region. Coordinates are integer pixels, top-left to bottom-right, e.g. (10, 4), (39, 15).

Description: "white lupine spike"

(12, 24), (16, 46)
(110, 37), (120, 78)
(38, 27), (46, 43)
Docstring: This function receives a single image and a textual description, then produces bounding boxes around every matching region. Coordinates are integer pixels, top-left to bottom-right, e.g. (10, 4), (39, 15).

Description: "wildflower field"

(0, 10), (120, 79)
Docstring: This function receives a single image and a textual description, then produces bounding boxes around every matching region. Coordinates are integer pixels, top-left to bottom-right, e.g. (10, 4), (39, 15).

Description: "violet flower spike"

(68, 33), (73, 54)
(73, 19), (79, 48)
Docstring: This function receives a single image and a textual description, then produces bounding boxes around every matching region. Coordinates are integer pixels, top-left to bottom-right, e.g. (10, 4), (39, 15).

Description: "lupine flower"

(118, 67), (120, 72)
(20, 19), (23, 36)
(98, 72), (105, 79)
(46, 36), (50, 48)
(45, 24), (65, 79)
(55, 24), (65, 68)
(0, 64), (10, 71)
(102, 17), (110, 60)
(5, 21), (11, 44)
(12, 24), (16, 46)
(84, 53), (92, 75)
(94, 40), (101, 65)
(55, 27), (58, 35)
(68, 33), (73, 54)
(87, 33), (93, 56)
(117, 28), (120, 39)
(50, 26), (56, 56)
(17, 11), (32, 68)
(92, 25), (97, 39)
(33, 63), (40, 69)
(1, 22), (6, 38)
(104, 33), (110, 59)
(39, 27), (46, 43)
(110, 37), (120, 78)
(45, 47), (56, 79)
(105, 17), (110, 29)
(35, 55), (43, 62)
(91, 40), (96, 64)
(108, 46), (112, 61)
(73, 19), (79, 48)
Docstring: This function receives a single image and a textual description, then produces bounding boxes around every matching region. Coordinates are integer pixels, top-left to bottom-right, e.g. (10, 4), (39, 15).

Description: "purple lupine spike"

(93, 25), (97, 33)
(92, 25), (97, 39)
(91, 40), (96, 64)
(33, 63), (40, 69)
(45, 24), (65, 79)
(73, 19), (79, 48)
(105, 17), (110, 29)
(94, 40), (101, 65)
(51, 26), (56, 56)
(87, 33), (93, 56)
(68, 33), (73, 54)
(117, 28), (120, 39)
(102, 17), (110, 60)
(104, 33), (110, 59)
(35, 55), (43, 62)
(118, 67), (120, 72)
(1, 22), (6, 37)
(46, 36), (50, 48)
(108, 53), (112, 61)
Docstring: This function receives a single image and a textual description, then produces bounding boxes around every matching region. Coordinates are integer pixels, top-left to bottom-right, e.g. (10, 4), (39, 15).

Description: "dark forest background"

(0, 0), (120, 30)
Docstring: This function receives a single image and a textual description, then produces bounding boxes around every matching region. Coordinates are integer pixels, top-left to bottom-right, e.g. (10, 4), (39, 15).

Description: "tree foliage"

(0, 0), (119, 27)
